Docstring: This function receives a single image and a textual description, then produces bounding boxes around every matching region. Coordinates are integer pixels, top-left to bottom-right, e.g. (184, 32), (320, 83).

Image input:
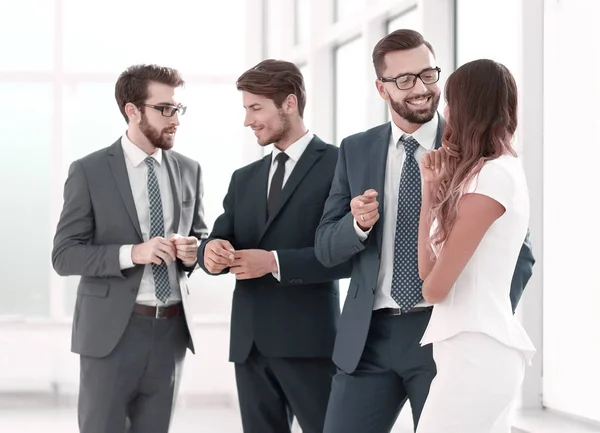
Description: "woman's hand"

(420, 147), (449, 187)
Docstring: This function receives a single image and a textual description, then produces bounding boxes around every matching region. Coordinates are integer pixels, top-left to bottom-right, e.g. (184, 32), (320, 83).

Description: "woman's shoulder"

(467, 155), (526, 197)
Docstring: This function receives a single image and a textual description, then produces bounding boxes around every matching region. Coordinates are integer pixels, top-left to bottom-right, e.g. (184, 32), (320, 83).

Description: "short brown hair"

(115, 64), (184, 122)
(372, 29), (435, 77)
(236, 59), (306, 117)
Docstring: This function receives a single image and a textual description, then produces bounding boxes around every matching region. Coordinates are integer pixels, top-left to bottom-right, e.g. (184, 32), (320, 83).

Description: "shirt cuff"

(119, 245), (135, 270)
(353, 218), (371, 241)
(271, 251), (281, 282)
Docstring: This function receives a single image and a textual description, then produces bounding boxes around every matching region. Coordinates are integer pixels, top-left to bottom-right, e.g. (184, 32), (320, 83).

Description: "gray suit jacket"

(52, 139), (209, 358)
(314, 117), (535, 373)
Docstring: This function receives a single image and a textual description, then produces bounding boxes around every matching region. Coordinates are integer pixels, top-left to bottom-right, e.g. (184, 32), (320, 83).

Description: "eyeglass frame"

(378, 67), (442, 90)
(141, 103), (187, 117)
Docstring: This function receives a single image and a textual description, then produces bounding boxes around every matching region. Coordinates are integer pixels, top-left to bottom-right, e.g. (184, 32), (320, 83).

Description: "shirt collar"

(121, 132), (163, 167)
(271, 131), (314, 166)
(391, 113), (439, 150)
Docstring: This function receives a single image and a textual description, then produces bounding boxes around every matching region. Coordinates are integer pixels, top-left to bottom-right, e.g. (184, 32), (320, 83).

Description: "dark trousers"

(234, 345), (336, 433)
(78, 311), (189, 433)
(323, 309), (437, 433)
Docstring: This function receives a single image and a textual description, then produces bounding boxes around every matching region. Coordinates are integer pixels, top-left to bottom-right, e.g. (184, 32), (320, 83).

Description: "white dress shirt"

(269, 131), (314, 281)
(354, 116), (438, 310)
(118, 133), (181, 306)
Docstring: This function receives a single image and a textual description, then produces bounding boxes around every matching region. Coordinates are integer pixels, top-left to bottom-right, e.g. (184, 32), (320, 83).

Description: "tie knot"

(144, 156), (156, 169)
(275, 152), (289, 165)
(401, 135), (420, 156)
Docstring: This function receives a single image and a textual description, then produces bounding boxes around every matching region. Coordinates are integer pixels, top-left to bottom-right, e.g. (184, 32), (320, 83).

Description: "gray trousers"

(78, 311), (189, 433)
(323, 309), (437, 433)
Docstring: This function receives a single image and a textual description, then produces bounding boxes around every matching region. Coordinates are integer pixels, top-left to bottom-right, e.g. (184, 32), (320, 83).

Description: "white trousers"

(416, 332), (525, 433)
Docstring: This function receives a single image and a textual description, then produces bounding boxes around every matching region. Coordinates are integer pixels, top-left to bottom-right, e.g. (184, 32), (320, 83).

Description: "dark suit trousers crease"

(324, 310), (437, 433)
(235, 345), (336, 433)
(78, 312), (189, 433)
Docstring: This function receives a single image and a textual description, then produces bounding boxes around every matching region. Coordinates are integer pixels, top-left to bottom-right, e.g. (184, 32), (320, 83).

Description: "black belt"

(373, 306), (433, 316)
(133, 303), (184, 319)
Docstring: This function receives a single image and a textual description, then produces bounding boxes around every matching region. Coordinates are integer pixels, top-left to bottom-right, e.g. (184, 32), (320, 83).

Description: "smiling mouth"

(406, 95), (432, 106)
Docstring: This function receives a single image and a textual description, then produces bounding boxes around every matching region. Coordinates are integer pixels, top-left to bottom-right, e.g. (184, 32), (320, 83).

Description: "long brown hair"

(431, 59), (518, 249)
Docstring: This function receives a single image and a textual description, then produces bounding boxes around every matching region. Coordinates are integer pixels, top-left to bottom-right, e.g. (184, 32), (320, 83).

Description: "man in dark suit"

(314, 30), (535, 432)
(52, 64), (208, 433)
(198, 59), (351, 433)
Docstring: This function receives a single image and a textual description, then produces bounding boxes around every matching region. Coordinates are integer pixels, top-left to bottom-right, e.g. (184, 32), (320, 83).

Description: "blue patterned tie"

(145, 157), (171, 303)
(390, 135), (423, 311)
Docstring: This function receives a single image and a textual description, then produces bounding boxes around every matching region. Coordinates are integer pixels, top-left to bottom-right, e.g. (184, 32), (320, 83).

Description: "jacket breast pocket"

(77, 281), (109, 298)
(182, 198), (195, 208)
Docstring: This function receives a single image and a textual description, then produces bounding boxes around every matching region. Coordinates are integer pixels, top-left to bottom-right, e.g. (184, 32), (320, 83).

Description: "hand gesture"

(350, 189), (380, 231)
(420, 148), (449, 186)
(132, 237), (176, 265)
(229, 249), (277, 280)
(170, 234), (199, 267)
(204, 239), (235, 274)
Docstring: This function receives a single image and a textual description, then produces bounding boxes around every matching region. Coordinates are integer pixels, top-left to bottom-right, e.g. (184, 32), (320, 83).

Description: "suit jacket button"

(130, 287), (136, 294)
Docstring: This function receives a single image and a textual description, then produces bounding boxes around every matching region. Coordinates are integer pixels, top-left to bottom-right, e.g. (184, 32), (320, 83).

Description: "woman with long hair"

(415, 59), (536, 433)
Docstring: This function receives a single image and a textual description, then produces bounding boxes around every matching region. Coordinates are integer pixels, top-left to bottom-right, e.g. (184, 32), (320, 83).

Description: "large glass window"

(387, 7), (419, 33)
(62, 0), (246, 75)
(334, 0), (364, 22)
(0, 0), (54, 71)
(0, 84), (53, 316)
(295, 0), (310, 45)
(334, 37), (367, 145)
(0, 0), (248, 319)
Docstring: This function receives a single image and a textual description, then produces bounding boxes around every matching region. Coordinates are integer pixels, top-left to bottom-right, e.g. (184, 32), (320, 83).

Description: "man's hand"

(351, 189), (380, 231)
(204, 239), (235, 274)
(229, 249), (277, 280)
(132, 237), (176, 265)
(170, 234), (199, 267)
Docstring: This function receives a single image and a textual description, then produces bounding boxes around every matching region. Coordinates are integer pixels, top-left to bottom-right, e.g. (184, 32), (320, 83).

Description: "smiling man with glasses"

(52, 64), (208, 433)
(315, 30), (534, 433)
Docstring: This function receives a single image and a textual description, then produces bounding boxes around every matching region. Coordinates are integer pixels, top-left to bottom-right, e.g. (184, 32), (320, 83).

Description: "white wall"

(542, 0), (600, 423)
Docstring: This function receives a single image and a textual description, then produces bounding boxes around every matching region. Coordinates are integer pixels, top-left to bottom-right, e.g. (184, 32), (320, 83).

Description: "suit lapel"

(253, 155), (271, 230)
(260, 137), (325, 240)
(164, 151), (182, 234)
(107, 139), (143, 240)
(434, 112), (445, 149)
(369, 124), (391, 254)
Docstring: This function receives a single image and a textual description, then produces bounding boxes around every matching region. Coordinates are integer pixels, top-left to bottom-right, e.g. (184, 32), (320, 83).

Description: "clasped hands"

(203, 239), (278, 280)
(131, 235), (199, 267)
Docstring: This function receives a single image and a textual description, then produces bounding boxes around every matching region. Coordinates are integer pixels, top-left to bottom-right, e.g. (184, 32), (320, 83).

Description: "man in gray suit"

(315, 30), (535, 432)
(52, 64), (208, 433)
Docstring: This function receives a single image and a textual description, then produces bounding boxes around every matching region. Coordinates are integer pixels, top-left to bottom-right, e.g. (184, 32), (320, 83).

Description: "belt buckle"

(155, 306), (167, 319)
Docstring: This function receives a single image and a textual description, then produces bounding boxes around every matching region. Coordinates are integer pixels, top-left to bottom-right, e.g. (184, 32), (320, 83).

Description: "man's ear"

(375, 80), (389, 101)
(284, 93), (298, 114)
(124, 102), (139, 122)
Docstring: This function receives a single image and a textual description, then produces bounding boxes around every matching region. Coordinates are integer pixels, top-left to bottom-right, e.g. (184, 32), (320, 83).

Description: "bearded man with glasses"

(52, 64), (208, 433)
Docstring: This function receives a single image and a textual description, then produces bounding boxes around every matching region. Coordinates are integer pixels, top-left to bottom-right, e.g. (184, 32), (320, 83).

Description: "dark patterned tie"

(390, 135), (423, 311)
(145, 157), (171, 303)
(267, 152), (289, 217)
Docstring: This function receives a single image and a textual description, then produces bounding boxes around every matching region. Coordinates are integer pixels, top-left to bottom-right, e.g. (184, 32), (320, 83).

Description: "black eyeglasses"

(142, 103), (187, 117)
(379, 67), (441, 90)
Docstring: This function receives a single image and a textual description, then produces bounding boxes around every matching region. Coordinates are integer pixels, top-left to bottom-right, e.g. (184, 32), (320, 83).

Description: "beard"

(389, 91), (441, 125)
(139, 113), (176, 150)
(257, 110), (291, 146)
